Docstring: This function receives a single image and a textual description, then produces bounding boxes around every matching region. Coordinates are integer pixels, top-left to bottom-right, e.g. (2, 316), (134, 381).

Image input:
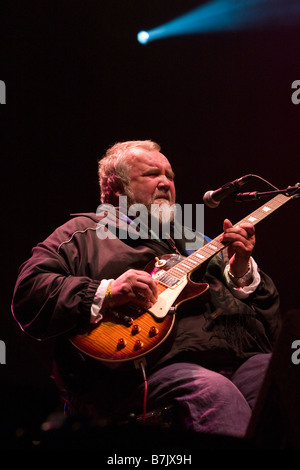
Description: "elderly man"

(12, 140), (281, 438)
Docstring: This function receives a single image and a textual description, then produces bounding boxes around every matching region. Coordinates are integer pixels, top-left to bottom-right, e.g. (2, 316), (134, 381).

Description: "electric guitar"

(70, 189), (299, 365)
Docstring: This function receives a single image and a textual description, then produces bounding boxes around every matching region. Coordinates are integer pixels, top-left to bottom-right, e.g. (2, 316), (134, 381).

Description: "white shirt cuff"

(90, 279), (114, 324)
(224, 257), (261, 299)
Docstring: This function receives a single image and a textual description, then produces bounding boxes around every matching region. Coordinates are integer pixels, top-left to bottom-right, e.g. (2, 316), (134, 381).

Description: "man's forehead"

(127, 149), (172, 168)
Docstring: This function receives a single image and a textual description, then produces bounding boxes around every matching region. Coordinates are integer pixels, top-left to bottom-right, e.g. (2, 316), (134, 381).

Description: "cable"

(249, 174), (280, 190)
(134, 358), (148, 424)
(140, 360), (148, 423)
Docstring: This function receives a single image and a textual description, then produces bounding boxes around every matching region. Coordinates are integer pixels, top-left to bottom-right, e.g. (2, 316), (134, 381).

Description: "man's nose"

(157, 175), (170, 189)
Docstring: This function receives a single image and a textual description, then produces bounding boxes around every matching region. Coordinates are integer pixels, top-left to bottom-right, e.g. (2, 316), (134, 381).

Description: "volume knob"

(132, 324), (141, 335)
(117, 338), (127, 349)
(134, 340), (144, 350)
(149, 326), (159, 337)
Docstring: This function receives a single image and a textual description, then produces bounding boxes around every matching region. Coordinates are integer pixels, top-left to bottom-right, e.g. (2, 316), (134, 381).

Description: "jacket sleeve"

(11, 224), (101, 340)
(247, 268), (282, 343)
(203, 255), (282, 346)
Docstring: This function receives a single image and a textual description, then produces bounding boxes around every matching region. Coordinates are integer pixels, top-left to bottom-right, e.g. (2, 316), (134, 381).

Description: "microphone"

(234, 191), (259, 201)
(203, 175), (253, 208)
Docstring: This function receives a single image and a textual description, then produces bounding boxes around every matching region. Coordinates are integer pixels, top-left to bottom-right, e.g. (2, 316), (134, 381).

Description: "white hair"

(98, 140), (161, 204)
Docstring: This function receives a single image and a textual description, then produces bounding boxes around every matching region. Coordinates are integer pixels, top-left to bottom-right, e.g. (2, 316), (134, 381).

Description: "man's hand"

(109, 269), (158, 308)
(221, 218), (256, 278)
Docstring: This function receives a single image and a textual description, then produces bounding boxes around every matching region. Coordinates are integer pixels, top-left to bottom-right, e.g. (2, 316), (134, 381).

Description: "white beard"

(150, 201), (175, 225)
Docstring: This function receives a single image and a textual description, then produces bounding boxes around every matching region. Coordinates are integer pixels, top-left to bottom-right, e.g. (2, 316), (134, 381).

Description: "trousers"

(135, 353), (271, 438)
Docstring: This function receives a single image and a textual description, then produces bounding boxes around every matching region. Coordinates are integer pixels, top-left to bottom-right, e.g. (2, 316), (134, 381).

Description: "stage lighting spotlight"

(137, 30), (150, 44)
(136, 0), (300, 44)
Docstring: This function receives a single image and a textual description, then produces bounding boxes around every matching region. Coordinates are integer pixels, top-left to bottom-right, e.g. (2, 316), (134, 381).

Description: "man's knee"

(231, 353), (272, 408)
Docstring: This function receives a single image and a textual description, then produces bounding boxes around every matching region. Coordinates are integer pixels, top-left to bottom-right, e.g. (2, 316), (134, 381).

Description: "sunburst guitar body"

(69, 253), (209, 364)
(69, 190), (299, 365)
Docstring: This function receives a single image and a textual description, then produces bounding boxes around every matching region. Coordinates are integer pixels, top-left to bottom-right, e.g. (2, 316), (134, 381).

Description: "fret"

(197, 246), (216, 259)
(168, 265), (188, 278)
(181, 260), (198, 269)
(171, 266), (186, 274)
(166, 193), (292, 280)
(239, 194), (290, 227)
(186, 258), (198, 265)
(193, 252), (206, 260)
(194, 239), (223, 259)
(193, 240), (223, 263)
(171, 259), (191, 271)
(156, 193), (294, 283)
(169, 258), (203, 278)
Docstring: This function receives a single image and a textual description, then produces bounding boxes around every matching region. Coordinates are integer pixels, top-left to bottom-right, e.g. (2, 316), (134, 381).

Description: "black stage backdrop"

(0, 0), (299, 445)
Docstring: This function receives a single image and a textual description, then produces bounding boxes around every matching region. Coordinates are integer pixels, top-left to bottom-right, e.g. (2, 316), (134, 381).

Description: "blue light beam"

(137, 0), (300, 44)
(137, 31), (150, 44)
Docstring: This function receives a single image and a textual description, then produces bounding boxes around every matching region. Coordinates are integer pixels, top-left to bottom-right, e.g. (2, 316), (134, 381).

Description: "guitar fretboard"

(167, 193), (291, 280)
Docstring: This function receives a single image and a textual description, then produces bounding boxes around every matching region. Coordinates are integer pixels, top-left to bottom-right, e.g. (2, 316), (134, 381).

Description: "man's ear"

(109, 178), (126, 206)
(113, 185), (126, 198)
(110, 176), (125, 196)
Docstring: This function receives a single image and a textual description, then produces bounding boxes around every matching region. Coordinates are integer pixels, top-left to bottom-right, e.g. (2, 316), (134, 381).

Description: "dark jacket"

(11, 209), (281, 415)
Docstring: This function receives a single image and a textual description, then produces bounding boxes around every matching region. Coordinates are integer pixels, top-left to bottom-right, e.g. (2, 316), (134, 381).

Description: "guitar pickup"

(152, 270), (182, 289)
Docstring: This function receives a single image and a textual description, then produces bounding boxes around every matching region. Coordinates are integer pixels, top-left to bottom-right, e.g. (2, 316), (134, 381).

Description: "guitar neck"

(167, 193), (291, 279)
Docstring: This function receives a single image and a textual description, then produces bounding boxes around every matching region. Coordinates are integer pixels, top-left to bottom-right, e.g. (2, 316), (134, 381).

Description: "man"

(12, 140), (281, 438)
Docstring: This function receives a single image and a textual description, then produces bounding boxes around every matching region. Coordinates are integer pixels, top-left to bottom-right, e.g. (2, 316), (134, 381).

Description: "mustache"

(151, 191), (172, 203)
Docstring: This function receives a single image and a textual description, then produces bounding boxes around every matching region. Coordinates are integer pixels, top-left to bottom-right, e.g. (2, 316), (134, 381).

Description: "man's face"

(125, 149), (176, 208)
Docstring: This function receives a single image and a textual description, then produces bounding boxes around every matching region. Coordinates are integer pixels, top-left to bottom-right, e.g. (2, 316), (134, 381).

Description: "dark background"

(1, 0), (299, 442)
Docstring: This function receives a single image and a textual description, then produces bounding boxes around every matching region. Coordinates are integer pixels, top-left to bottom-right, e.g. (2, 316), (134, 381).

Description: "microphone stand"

(234, 184), (300, 202)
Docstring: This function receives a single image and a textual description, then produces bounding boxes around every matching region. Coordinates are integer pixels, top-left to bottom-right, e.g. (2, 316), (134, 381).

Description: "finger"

(223, 230), (255, 262)
(111, 269), (159, 308)
(133, 280), (158, 304)
(225, 236), (255, 256)
(131, 294), (155, 309)
(222, 229), (249, 243)
(133, 272), (158, 294)
(223, 222), (255, 242)
(229, 241), (253, 255)
(222, 219), (249, 243)
(124, 270), (158, 296)
(239, 223), (255, 239)
(223, 218), (233, 231)
(224, 221), (255, 235)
